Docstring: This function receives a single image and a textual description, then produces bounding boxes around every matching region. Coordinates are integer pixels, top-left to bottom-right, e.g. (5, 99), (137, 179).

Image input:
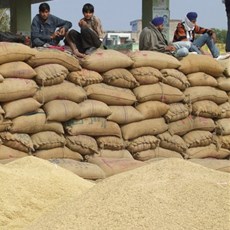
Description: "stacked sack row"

(0, 42), (229, 179)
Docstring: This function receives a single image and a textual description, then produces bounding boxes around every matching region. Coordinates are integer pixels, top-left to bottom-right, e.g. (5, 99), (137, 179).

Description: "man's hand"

(165, 45), (176, 52)
(58, 27), (66, 36)
(78, 19), (88, 28)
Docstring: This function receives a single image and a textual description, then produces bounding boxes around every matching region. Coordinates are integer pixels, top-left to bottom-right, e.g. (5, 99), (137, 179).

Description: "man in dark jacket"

(223, 0), (230, 52)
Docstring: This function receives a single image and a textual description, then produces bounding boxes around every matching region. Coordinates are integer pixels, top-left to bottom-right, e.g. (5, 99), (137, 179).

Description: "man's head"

(151, 17), (164, 31)
(39, 3), (50, 21)
(186, 12), (198, 24)
(82, 3), (94, 20)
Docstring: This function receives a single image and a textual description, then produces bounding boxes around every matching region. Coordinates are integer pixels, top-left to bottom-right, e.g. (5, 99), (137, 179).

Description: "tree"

(0, 9), (10, 32)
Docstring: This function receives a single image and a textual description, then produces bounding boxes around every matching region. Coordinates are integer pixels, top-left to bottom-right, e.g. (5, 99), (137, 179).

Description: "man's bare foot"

(73, 49), (86, 58)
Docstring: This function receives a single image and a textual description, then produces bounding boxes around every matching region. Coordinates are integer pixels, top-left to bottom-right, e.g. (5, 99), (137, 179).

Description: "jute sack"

(219, 102), (230, 118)
(86, 155), (145, 177)
(0, 61), (37, 79)
(129, 50), (181, 69)
(133, 83), (185, 103)
(96, 136), (125, 150)
(187, 72), (218, 87)
(160, 69), (190, 90)
(121, 118), (168, 140)
(133, 147), (183, 161)
(217, 77), (230, 91)
(31, 131), (65, 150)
(157, 132), (187, 154)
(0, 42), (37, 64)
(0, 132), (34, 153)
(129, 66), (162, 85)
(34, 80), (87, 104)
(215, 118), (230, 135)
(0, 74), (3, 83)
(43, 100), (81, 122)
(192, 100), (221, 118)
(126, 135), (160, 153)
(184, 144), (230, 159)
(0, 78), (38, 102)
(49, 158), (106, 180)
(184, 86), (228, 104)
(67, 69), (103, 87)
(0, 145), (29, 160)
(183, 130), (213, 148)
(164, 103), (191, 123)
(79, 49), (134, 73)
(102, 68), (139, 89)
(34, 146), (83, 161)
(34, 64), (68, 86)
(0, 105), (4, 115)
(97, 149), (133, 159)
(66, 135), (98, 156)
(107, 106), (143, 125)
(78, 99), (112, 119)
(136, 101), (169, 119)
(179, 54), (224, 76)
(216, 135), (230, 149)
(217, 58), (230, 77)
(168, 115), (216, 136)
(3, 98), (41, 119)
(0, 119), (12, 132)
(42, 121), (64, 134)
(189, 158), (230, 173)
(27, 48), (81, 71)
(64, 117), (122, 137)
(85, 83), (137, 106)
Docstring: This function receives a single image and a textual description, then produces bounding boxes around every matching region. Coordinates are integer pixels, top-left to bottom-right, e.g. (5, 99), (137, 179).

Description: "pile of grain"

(27, 158), (230, 230)
(0, 156), (93, 229)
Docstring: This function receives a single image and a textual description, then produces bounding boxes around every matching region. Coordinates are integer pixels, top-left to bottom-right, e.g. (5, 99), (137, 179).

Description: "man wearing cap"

(173, 12), (229, 60)
(139, 16), (191, 58)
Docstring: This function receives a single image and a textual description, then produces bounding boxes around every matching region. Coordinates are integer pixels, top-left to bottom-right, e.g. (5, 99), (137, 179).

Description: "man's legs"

(225, 0), (230, 52)
(173, 41), (190, 57)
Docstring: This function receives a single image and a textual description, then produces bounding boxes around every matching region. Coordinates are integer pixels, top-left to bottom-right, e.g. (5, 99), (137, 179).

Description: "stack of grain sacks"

(0, 42), (229, 177)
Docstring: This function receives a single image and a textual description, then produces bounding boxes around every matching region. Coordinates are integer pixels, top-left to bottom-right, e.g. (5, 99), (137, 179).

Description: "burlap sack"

(107, 106), (143, 125)
(34, 80), (87, 104)
(49, 158), (106, 180)
(184, 144), (230, 159)
(215, 118), (230, 135)
(183, 130), (213, 148)
(0, 119), (12, 132)
(129, 66), (162, 85)
(97, 149), (133, 159)
(164, 103), (191, 123)
(219, 102), (230, 118)
(34, 64), (68, 86)
(121, 118), (168, 140)
(64, 117), (122, 137)
(216, 135), (230, 149)
(157, 132), (187, 154)
(85, 83), (137, 106)
(0, 78), (38, 102)
(67, 69), (103, 87)
(42, 121), (65, 134)
(179, 54), (224, 76)
(80, 49), (134, 72)
(217, 77), (230, 91)
(66, 135), (98, 156)
(0, 145), (29, 160)
(184, 86), (228, 104)
(218, 58), (230, 77)
(189, 158), (230, 173)
(3, 98), (41, 119)
(160, 69), (190, 90)
(86, 155), (145, 177)
(0, 61), (37, 79)
(187, 72), (218, 87)
(0, 105), (4, 115)
(126, 135), (160, 153)
(78, 99), (112, 119)
(133, 147), (183, 161)
(34, 146), (83, 161)
(133, 83), (185, 103)
(96, 136), (125, 150)
(43, 100), (81, 122)
(0, 42), (37, 64)
(129, 50), (181, 69)
(31, 131), (65, 150)
(168, 115), (216, 136)
(0, 74), (3, 82)
(0, 132), (34, 153)
(136, 101), (169, 119)
(192, 100), (221, 118)
(27, 47), (81, 71)
(102, 68), (139, 89)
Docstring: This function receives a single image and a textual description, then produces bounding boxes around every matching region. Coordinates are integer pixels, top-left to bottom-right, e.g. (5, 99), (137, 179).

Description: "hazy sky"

(31, 0), (227, 31)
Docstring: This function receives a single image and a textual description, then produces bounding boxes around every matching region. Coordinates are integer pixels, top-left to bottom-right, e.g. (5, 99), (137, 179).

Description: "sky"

(31, 0), (227, 31)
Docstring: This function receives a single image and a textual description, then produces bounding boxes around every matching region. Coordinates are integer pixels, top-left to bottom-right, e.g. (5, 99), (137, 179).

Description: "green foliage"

(212, 28), (227, 43)
(0, 9), (10, 32)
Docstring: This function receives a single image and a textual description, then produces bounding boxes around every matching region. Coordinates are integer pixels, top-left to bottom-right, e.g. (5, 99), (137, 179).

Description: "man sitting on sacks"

(139, 16), (191, 58)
